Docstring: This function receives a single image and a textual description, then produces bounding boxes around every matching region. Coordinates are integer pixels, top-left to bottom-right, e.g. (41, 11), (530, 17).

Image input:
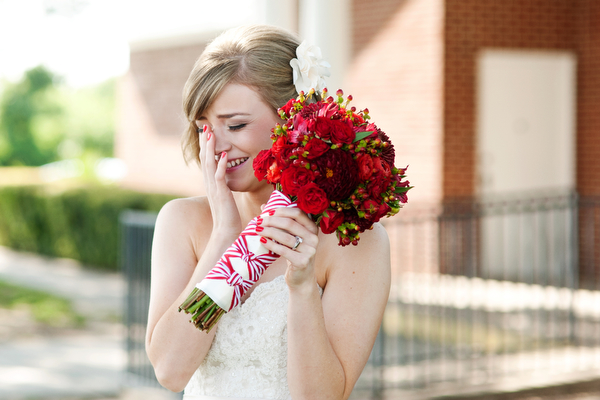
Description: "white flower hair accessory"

(290, 40), (331, 94)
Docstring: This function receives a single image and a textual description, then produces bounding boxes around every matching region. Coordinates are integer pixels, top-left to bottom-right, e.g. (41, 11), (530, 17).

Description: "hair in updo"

(182, 25), (300, 164)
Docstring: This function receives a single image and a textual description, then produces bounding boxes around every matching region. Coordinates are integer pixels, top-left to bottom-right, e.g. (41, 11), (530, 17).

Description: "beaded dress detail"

(185, 275), (318, 399)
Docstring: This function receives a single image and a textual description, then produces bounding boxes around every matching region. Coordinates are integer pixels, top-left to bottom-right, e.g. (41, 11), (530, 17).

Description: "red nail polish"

(207, 131), (211, 141)
(203, 125), (208, 133)
(260, 237), (267, 244)
(255, 226), (264, 232)
(256, 218), (262, 225)
(221, 152), (227, 159)
(268, 210), (275, 216)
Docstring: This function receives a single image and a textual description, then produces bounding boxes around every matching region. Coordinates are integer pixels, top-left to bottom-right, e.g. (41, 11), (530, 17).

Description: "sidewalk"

(0, 246), (127, 399)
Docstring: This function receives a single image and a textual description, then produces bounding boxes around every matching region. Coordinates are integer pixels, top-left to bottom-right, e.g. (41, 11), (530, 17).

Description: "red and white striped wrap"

(196, 190), (296, 312)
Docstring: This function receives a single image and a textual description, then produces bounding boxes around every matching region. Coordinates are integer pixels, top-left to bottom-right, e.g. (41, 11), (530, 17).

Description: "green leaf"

(353, 131), (374, 143)
(394, 186), (413, 194)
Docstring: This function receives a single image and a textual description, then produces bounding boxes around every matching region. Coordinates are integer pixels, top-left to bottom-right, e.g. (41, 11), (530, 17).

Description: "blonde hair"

(182, 25), (300, 164)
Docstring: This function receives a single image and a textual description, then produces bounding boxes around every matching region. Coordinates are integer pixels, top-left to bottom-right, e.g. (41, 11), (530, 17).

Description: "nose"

(211, 126), (232, 155)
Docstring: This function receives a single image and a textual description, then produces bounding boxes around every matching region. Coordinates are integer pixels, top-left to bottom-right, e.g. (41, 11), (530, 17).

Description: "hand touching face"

(196, 83), (280, 193)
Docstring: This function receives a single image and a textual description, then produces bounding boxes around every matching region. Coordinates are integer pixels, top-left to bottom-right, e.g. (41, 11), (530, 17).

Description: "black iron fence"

(121, 194), (600, 399)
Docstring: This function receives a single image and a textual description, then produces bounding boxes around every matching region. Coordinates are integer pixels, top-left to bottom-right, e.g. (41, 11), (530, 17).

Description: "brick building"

(117, 0), (599, 279)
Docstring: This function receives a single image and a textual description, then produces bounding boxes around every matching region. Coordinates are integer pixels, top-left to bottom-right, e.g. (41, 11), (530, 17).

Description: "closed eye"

(228, 123), (247, 131)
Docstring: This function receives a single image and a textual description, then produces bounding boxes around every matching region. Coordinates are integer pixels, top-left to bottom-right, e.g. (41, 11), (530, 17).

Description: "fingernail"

(260, 237), (267, 244)
(256, 218), (262, 225)
(221, 152), (227, 159)
(255, 226), (264, 232)
(268, 210), (275, 216)
(203, 125), (208, 133)
(207, 131), (211, 141)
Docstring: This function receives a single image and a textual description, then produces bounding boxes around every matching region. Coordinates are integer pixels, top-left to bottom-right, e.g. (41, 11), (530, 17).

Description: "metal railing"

(120, 194), (600, 399)
(354, 194), (600, 398)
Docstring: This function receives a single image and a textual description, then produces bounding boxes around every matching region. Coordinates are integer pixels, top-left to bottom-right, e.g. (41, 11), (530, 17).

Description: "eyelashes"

(196, 123), (247, 133)
(228, 123), (246, 131)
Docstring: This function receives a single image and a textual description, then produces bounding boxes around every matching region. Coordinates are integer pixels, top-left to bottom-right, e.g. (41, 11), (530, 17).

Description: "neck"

(235, 184), (274, 225)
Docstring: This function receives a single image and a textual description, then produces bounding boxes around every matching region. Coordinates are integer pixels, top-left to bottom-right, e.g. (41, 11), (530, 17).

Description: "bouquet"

(180, 89), (410, 332)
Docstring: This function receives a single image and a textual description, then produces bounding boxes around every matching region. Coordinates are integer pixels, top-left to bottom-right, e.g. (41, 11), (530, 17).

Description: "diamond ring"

(292, 235), (303, 251)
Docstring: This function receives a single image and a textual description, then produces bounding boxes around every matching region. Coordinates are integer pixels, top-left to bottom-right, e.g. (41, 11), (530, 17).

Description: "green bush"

(0, 185), (176, 271)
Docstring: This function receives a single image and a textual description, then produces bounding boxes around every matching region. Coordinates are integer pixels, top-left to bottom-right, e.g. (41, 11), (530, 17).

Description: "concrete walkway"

(0, 246), (175, 400)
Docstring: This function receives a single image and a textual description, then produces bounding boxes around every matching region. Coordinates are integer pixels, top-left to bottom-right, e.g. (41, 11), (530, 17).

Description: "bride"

(145, 24), (391, 400)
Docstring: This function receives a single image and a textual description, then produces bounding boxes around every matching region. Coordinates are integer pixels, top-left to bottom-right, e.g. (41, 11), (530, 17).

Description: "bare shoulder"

(154, 196), (213, 259)
(317, 223), (391, 288)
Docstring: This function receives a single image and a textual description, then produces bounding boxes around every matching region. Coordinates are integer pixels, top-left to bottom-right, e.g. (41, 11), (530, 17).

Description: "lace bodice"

(184, 275), (292, 399)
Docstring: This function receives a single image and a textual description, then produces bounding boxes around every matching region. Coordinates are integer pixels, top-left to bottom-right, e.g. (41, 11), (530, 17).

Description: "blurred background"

(0, 0), (599, 399)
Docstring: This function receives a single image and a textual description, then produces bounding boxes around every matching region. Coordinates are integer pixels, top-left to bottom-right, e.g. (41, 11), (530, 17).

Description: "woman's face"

(196, 83), (280, 193)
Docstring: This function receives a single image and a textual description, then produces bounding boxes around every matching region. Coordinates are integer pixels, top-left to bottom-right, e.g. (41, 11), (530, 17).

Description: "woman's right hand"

(199, 125), (242, 238)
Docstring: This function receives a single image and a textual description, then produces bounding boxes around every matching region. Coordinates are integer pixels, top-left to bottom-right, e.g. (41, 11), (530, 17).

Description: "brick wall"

(576, 0), (600, 197)
(577, 0), (600, 285)
(443, 0), (577, 200)
(116, 42), (207, 196)
(348, 0), (444, 208)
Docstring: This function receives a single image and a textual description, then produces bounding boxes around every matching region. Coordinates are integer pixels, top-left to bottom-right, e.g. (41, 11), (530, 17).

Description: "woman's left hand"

(258, 207), (319, 289)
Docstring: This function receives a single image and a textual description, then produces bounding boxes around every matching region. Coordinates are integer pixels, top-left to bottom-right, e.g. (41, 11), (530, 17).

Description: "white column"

(298, 0), (351, 93)
(257, 0), (299, 33)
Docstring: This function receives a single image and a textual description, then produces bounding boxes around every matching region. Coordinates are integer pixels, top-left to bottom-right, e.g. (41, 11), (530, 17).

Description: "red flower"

(372, 156), (392, 178)
(329, 119), (355, 144)
(280, 98), (295, 116)
(272, 137), (295, 165)
(304, 138), (330, 159)
(253, 150), (275, 181)
(280, 166), (315, 197)
(314, 149), (359, 200)
(296, 183), (328, 214)
(266, 160), (282, 183)
(376, 202), (392, 220)
(361, 199), (380, 220)
(319, 209), (345, 234)
(356, 153), (374, 181)
(314, 117), (335, 141)
(367, 175), (391, 199)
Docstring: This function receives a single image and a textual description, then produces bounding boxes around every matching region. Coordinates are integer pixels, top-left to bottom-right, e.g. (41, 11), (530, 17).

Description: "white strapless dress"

(184, 275), (295, 400)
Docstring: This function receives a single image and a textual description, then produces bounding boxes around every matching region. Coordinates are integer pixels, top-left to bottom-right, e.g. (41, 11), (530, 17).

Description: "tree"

(0, 66), (63, 166)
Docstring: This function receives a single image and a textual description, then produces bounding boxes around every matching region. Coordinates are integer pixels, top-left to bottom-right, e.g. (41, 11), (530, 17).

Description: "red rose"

(356, 153), (374, 181)
(314, 117), (335, 141)
(272, 137), (294, 165)
(280, 166), (315, 197)
(372, 156), (391, 178)
(266, 159), (282, 183)
(319, 209), (345, 234)
(296, 183), (329, 214)
(329, 119), (355, 144)
(304, 138), (330, 159)
(253, 149), (275, 181)
(367, 171), (392, 199)
(280, 98), (295, 116)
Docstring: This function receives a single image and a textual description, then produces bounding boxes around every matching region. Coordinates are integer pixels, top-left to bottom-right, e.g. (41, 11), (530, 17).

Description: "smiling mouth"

(226, 157), (249, 169)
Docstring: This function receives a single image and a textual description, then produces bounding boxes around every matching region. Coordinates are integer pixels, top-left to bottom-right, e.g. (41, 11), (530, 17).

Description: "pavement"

(0, 246), (177, 400)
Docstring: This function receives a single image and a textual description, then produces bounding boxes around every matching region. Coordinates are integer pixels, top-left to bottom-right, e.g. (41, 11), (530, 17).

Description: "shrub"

(0, 185), (176, 271)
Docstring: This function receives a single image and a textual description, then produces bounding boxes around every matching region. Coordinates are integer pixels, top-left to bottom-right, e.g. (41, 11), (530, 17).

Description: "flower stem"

(179, 289), (226, 333)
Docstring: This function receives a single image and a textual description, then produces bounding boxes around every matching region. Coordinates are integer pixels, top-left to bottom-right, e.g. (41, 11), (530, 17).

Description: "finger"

(269, 207), (318, 234)
(259, 226), (299, 249)
(261, 235), (315, 263)
(215, 151), (227, 183)
(262, 212), (318, 240)
(202, 126), (217, 176)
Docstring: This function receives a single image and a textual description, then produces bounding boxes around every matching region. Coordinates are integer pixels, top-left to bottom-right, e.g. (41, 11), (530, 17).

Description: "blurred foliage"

(0, 184), (176, 271)
(0, 65), (115, 167)
(0, 279), (85, 328)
